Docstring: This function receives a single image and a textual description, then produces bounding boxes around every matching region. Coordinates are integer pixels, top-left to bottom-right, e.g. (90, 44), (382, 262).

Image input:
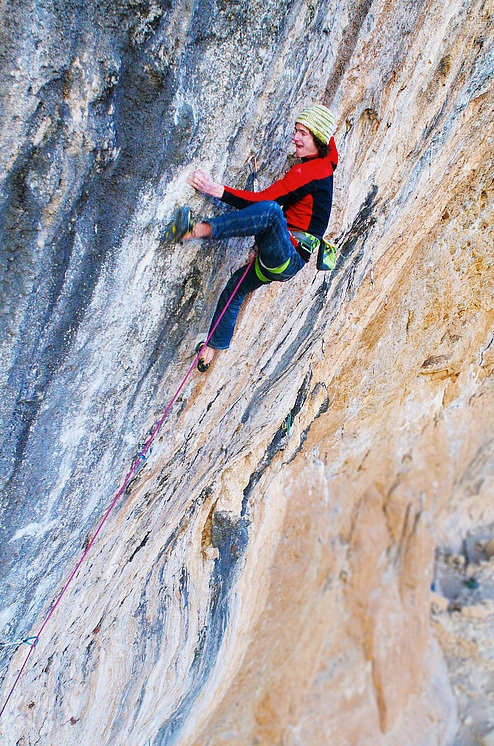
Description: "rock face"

(0, 0), (493, 744)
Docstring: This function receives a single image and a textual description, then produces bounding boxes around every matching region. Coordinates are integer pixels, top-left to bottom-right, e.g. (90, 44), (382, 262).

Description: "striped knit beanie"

(295, 104), (336, 144)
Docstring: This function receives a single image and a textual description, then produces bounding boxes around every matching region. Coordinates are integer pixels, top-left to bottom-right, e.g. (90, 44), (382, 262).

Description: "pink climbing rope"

(0, 254), (256, 719)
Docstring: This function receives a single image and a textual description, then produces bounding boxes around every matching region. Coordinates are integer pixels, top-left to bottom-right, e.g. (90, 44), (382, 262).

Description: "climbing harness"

(290, 230), (338, 271)
(291, 230), (321, 256)
(0, 253), (256, 721)
(254, 255), (291, 283)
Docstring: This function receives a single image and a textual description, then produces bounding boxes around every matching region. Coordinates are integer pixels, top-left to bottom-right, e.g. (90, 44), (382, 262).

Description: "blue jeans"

(206, 201), (306, 349)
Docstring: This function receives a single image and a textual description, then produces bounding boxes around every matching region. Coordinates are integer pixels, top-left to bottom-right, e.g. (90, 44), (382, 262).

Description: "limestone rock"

(432, 554), (494, 746)
(431, 592), (450, 613)
(0, 0), (493, 745)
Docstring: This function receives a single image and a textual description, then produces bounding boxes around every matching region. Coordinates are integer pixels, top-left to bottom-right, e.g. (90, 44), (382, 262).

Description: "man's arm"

(187, 169), (224, 198)
(186, 167), (291, 206)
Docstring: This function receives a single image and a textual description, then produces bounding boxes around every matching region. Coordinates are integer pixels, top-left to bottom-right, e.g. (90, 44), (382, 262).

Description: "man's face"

(293, 123), (318, 158)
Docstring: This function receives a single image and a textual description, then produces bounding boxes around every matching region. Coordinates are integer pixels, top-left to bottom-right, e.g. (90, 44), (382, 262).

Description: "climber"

(172, 103), (338, 372)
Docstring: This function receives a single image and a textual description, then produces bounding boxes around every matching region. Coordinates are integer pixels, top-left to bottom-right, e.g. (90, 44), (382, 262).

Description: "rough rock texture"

(0, 0), (493, 744)
(432, 548), (494, 746)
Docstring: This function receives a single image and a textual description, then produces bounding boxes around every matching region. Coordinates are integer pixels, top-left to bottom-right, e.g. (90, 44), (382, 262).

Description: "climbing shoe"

(161, 206), (194, 244)
(195, 341), (211, 373)
(317, 239), (338, 271)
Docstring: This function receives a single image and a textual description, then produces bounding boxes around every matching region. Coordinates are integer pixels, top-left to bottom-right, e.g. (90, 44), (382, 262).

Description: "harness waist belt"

(290, 230), (321, 255)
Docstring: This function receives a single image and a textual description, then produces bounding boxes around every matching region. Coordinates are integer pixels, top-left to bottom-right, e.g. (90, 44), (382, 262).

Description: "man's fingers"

(188, 169), (210, 187)
(187, 169), (217, 196)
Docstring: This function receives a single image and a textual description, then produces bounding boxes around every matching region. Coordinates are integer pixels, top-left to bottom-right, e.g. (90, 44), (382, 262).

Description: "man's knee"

(262, 201), (285, 229)
(264, 201), (284, 218)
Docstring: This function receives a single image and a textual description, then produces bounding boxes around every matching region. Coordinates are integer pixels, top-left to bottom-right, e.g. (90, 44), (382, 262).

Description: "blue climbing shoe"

(161, 206), (194, 244)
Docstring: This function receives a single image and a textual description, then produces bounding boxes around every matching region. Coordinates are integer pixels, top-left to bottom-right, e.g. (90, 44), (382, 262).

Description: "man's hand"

(187, 169), (224, 199)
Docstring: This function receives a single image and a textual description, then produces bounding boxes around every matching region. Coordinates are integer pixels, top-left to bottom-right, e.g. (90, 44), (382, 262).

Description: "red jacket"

(220, 137), (338, 239)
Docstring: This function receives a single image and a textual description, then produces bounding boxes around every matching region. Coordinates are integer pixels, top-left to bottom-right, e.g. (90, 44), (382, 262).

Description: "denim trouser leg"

(208, 262), (265, 349)
(209, 201), (304, 280)
(206, 201), (306, 350)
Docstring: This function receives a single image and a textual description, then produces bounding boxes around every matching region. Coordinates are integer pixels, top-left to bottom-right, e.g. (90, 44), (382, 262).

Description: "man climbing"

(170, 103), (338, 372)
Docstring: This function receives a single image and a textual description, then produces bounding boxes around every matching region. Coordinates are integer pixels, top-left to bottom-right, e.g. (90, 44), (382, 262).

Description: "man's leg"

(187, 202), (305, 366)
(208, 202), (295, 267)
(185, 201), (300, 273)
(203, 261), (267, 355)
